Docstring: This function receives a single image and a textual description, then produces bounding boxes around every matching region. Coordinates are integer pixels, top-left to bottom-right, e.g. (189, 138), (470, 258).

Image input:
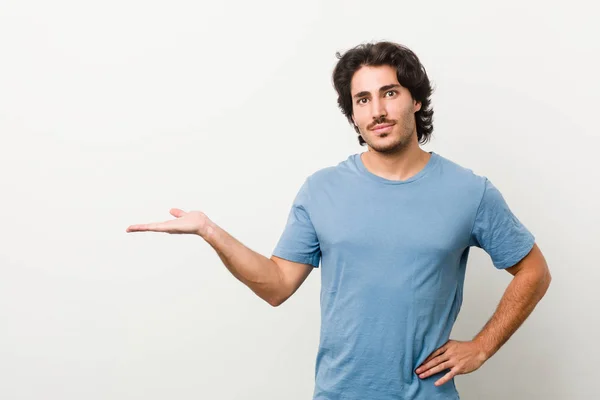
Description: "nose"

(371, 98), (387, 120)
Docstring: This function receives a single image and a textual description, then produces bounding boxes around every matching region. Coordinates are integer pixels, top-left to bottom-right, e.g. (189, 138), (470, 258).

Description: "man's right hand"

(126, 208), (212, 238)
(125, 207), (314, 306)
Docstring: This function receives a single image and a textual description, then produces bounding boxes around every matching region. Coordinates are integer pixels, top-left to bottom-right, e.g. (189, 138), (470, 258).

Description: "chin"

(368, 137), (410, 153)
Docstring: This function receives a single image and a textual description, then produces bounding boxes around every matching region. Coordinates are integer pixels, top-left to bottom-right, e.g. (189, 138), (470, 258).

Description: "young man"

(126, 41), (551, 399)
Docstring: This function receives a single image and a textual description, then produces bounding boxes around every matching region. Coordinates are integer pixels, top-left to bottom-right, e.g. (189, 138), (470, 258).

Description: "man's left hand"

(415, 340), (488, 386)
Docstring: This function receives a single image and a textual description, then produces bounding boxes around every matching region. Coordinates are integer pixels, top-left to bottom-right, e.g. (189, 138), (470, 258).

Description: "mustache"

(367, 118), (397, 130)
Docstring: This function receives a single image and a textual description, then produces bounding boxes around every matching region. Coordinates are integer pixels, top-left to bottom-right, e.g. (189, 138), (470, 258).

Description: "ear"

(352, 116), (357, 126)
(414, 100), (422, 113)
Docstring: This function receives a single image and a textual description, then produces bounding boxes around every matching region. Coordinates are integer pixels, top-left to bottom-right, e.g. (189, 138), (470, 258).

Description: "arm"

(126, 208), (314, 307)
(416, 243), (551, 386)
(203, 219), (314, 307)
(472, 242), (551, 358)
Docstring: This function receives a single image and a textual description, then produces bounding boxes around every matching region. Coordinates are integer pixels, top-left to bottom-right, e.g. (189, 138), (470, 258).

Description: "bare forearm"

(201, 220), (283, 306)
(473, 268), (551, 359)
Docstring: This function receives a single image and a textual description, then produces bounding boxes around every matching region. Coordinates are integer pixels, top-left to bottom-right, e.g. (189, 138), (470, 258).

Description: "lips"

(371, 123), (395, 131)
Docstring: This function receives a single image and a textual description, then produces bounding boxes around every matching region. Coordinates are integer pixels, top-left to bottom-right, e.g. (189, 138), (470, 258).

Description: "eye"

(385, 90), (397, 97)
(357, 98), (368, 104)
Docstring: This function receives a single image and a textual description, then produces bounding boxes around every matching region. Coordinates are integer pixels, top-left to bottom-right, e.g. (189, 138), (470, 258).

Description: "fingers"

(170, 208), (186, 218)
(126, 224), (143, 232)
(417, 342), (449, 370)
(126, 223), (155, 232)
(126, 221), (171, 233)
(416, 340), (485, 386)
(415, 353), (451, 378)
(126, 209), (186, 233)
(434, 368), (457, 387)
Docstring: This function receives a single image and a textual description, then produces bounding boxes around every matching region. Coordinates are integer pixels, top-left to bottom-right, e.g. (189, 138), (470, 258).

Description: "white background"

(1, 0), (598, 399)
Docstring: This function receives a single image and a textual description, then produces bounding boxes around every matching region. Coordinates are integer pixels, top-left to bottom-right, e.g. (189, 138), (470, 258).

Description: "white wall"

(1, 1), (598, 399)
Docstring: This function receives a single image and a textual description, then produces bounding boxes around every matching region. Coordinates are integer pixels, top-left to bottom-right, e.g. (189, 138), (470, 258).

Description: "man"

(126, 41), (551, 399)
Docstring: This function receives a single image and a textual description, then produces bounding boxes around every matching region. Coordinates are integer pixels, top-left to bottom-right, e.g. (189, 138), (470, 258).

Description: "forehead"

(350, 65), (401, 95)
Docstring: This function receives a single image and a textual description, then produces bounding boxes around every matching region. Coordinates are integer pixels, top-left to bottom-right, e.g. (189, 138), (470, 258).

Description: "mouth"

(371, 123), (395, 133)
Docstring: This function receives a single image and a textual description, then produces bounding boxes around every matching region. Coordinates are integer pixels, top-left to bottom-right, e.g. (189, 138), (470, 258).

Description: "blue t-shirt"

(272, 151), (535, 400)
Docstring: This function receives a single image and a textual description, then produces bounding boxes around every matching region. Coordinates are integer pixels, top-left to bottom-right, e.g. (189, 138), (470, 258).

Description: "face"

(351, 65), (421, 154)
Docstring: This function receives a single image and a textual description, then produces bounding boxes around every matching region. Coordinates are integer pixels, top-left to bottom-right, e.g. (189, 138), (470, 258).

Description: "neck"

(361, 141), (431, 181)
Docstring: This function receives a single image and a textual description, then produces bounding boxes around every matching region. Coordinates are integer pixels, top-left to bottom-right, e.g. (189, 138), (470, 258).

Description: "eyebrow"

(352, 84), (401, 99)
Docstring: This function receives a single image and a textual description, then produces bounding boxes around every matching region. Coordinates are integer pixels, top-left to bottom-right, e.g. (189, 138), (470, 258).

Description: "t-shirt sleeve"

(272, 177), (321, 268)
(469, 178), (535, 269)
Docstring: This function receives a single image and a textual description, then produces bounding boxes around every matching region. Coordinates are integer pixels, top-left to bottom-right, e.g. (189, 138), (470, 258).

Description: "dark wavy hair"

(332, 41), (435, 145)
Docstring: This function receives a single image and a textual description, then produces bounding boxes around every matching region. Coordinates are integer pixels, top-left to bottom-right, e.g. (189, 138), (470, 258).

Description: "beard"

(360, 111), (416, 154)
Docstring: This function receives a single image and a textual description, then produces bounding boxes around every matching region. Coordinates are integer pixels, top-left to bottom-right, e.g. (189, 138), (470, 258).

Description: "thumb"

(170, 208), (186, 218)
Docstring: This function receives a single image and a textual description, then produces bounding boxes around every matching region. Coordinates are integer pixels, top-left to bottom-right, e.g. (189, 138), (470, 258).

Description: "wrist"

(472, 336), (495, 361)
(198, 218), (217, 241)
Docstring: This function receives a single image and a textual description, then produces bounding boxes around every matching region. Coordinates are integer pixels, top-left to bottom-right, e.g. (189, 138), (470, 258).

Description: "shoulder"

(434, 152), (489, 197)
(436, 152), (486, 182)
(304, 154), (358, 188)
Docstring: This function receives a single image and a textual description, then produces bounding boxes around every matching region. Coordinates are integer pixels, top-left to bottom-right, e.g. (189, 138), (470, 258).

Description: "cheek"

(352, 111), (368, 127)
(389, 103), (409, 118)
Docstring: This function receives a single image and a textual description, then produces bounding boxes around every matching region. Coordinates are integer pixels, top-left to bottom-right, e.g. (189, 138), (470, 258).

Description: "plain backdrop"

(1, 0), (598, 399)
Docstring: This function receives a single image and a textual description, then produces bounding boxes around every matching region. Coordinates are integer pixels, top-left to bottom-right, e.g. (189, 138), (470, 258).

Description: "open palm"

(126, 208), (209, 236)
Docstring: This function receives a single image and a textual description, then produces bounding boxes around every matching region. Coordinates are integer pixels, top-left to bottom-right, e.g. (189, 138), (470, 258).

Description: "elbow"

(267, 296), (285, 307)
(268, 299), (282, 307)
(540, 259), (552, 286)
(266, 291), (289, 307)
(536, 265), (552, 298)
(544, 267), (552, 290)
